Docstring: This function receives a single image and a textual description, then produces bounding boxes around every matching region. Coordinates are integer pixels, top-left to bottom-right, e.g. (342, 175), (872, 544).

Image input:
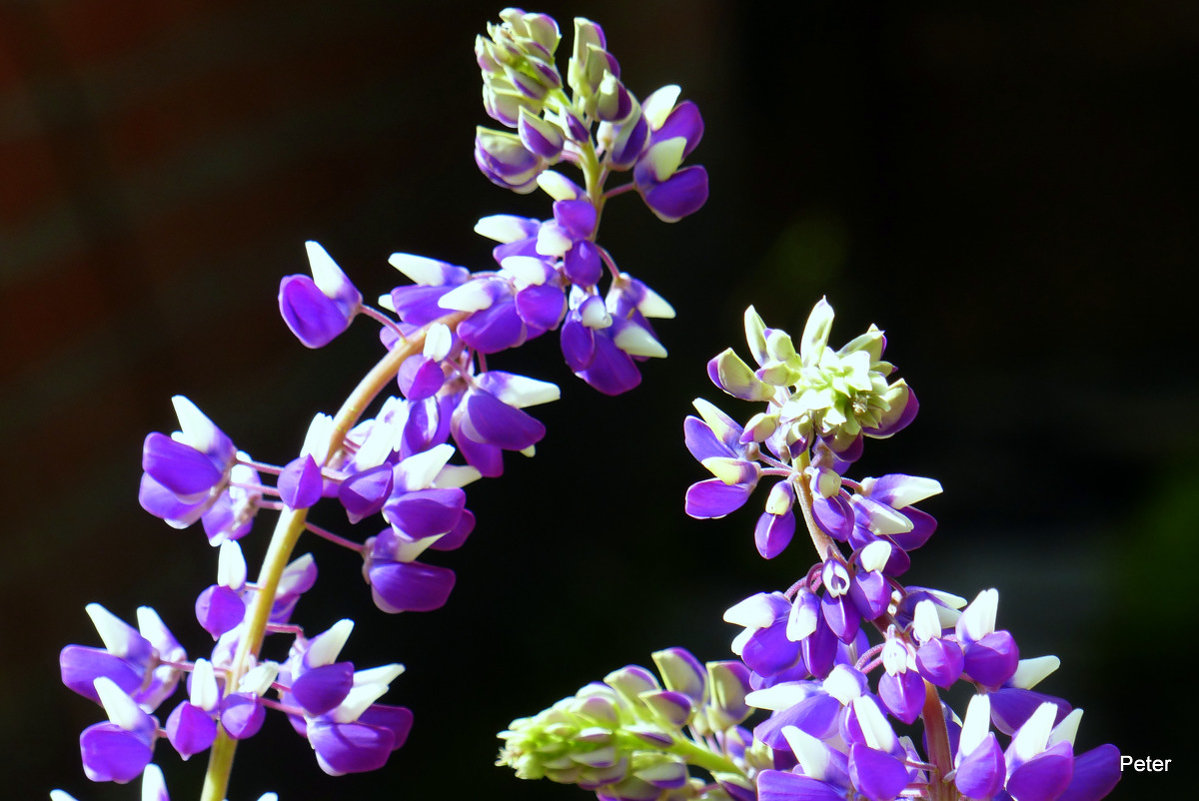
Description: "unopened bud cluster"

(498, 649), (763, 801)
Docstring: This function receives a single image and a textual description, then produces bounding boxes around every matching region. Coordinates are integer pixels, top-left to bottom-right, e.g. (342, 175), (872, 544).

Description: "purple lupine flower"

(450, 374), (557, 476)
(277, 621), (412, 775)
(194, 541), (248, 639)
(138, 396), (253, 536)
(362, 528), (457, 613)
(746, 664), (870, 751)
(817, 543), (892, 644)
(631, 86), (708, 223)
(475, 127), (546, 193)
(955, 589), (1020, 689)
(876, 636), (924, 725)
(278, 241), (363, 348)
(560, 276), (671, 396)
(60, 604), (185, 712)
(684, 398), (760, 519)
(387, 253), (471, 325)
(164, 658), (219, 760)
(79, 677), (159, 783)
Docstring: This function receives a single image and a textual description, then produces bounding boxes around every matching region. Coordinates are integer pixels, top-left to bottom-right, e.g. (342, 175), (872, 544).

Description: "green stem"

(666, 736), (741, 777)
(199, 312), (467, 801)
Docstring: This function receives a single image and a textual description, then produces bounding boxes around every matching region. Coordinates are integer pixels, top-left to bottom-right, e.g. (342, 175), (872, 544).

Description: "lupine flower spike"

(56, 8), (708, 801)
(501, 298), (1120, 801)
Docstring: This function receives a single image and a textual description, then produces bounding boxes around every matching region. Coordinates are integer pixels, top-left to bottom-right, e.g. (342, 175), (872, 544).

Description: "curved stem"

(791, 452), (837, 561)
(921, 679), (956, 801)
(199, 311), (467, 801)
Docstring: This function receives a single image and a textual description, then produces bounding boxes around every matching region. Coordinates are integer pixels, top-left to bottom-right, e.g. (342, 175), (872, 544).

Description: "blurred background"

(2, 0), (1195, 798)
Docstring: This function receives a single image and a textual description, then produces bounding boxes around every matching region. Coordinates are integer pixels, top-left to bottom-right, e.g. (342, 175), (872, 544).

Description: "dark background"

(2, 1), (1194, 798)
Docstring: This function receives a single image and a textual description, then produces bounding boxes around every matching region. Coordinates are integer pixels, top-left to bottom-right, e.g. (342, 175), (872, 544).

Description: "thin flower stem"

(792, 451), (838, 561)
(236, 458), (284, 475)
(602, 182), (637, 199)
(305, 521), (364, 552)
(199, 311), (468, 801)
(666, 735), (741, 778)
(360, 304), (408, 341)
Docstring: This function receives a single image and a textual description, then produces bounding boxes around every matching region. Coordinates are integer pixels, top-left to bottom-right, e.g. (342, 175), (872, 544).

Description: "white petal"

(723, 593), (777, 628)
(239, 662), (279, 696)
(1010, 655), (1060, 690)
(642, 84), (681, 130)
(141, 763), (168, 801)
(352, 663), (405, 688)
(217, 540), (247, 590)
(474, 214), (533, 243)
(745, 682), (811, 712)
(959, 694), (992, 758)
(307, 620), (354, 667)
(94, 677), (142, 731)
(388, 253), (452, 286)
(190, 659), (219, 711)
(959, 589), (999, 641)
(87, 604), (135, 658)
(912, 600), (942, 642)
(500, 255), (549, 285)
(1010, 702), (1057, 763)
(395, 443), (455, 490)
(781, 725), (832, 782)
(859, 540), (893, 573)
(423, 323), (453, 361)
(613, 324), (667, 358)
(305, 241), (348, 298)
(1048, 708), (1083, 748)
(536, 170), (580, 200)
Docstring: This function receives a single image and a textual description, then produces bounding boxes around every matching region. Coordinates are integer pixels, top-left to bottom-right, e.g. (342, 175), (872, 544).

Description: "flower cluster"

(56, 8), (708, 800)
(498, 649), (763, 801)
(500, 299), (1121, 801)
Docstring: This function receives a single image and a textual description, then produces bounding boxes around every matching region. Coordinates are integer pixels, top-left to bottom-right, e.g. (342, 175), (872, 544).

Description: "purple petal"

(457, 299), (527, 354)
(292, 662), (354, 716)
(683, 416), (734, 462)
(358, 704), (413, 752)
(866, 387), (919, 438)
(849, 570), (890, 621)
(849, 744), (911, 801)
(801, 619), (839, 679)
(656, 101), (704, 156)
(142, 433), (221, 501)
(460, 389), (545, 450)
(429, 508), (474, 551)
(956, 733), (1005, 800)
(309, 719), (395, 776)
(757, 770), (845, 801)
(915, 639), (964, 688)
(279, 274), (354, 348)
(339, 465), (395, 524)
(641, 165), (709, 223)
(1056, 745), (1120, 801)
(755, 693), (840, 748)
(553, 198), (598, 239)
(165, 701), (216, 760)
(684, 478), (753, 519)
(564, 240), (603, 286)
(138, 472), (207, 527)
(194, 585), (246, 639)
(821, 592), (861, 643)
(878, 669), (924, 725)
(515, 283), (566, 331)
(988, 689), (1071, 737)
(80, 722), (154, 783)
(383, 488), (466, 540)
(754, 509), (796, 560)
(812, 493), (854, 540)
(389, 284), (456, 326)
(963, 631), (1020, 688)
(1005, 742), (1074, 801)
(740, 622), (801, 678)
(219, 692), (265, 740)
(576, 330), (642, 395)
(60, 646), (142, 704)
(404, 358), (447, 401)
(279, 454), (323, 510)
(368, 559), (456, 613)
(452, 428), (504, 478)
(560, 314), (596, 371)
